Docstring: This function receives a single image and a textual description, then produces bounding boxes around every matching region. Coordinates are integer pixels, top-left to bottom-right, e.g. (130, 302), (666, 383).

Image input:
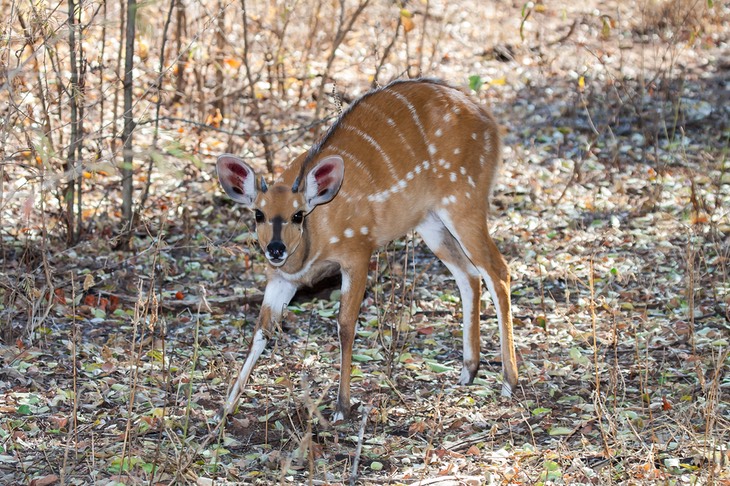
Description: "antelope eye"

(291, 211), (304, 224)
(254, 209), (265, 223)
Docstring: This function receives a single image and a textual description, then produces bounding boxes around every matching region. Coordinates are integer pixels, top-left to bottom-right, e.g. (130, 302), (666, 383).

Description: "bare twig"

(120, 0), (137, 242)
(349, 404), (372, 486)
(314, 0), (371, 121)
(139, 0), (177, 213)
(240, 0), (275, 173)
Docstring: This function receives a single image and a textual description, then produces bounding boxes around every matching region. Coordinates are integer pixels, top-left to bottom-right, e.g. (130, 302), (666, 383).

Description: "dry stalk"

(349, 404), (372, 486)
(313, 0), (371, 121)
(589, 258), (611, 457)
(240, 0), (275, 173)
(60, 272), (80, 486)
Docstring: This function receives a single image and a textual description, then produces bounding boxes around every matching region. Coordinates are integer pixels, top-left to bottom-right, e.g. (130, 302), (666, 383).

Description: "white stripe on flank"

(358, 101), (417, 160)
(387, 89), (428, 142)
(484, 130), (492, 151)
(329, 145), (376, 185)
(340, 124), (399, 181)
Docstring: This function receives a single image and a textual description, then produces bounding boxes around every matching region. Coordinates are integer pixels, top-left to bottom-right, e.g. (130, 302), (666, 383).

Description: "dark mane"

(292, 77), (448, 192)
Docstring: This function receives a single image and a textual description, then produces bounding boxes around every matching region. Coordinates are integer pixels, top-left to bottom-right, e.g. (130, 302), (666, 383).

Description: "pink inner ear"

(314, 163), (334, 181)
(228, 163), (249, 179)
(316, 179), (332, 196)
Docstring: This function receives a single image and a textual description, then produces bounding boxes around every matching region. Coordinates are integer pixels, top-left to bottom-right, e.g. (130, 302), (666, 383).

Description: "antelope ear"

(216, 154), (257, 207)
(303, 155), (344, 210)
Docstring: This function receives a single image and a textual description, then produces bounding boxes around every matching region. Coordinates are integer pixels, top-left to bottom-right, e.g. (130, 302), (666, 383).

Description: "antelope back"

(218, 79), (501, 271)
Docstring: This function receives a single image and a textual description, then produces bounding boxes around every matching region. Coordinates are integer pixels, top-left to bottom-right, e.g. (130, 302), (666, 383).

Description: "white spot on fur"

(449, 195), (457, 203)
(435, 128), (443, 137)
(443, 113), (453, 123)
(360, 226), (369, 235)
(260, 200), (266, 208)
(442, 196), (450, 205)
(471, 132), (477, 140)
(444, 162), (451, 169)
(466, 192), (471, 199)
(460, 167), (467, 175)
(428, 144), (437, 155)
(406, 171), (414, 180)
(344, 228), (354, 238)
(468, 176), (476, 188)
(450, 172), (457, 182)
(423, 161), (430, 170)
(292, 200), (299, 209)
(398, 179), (407, 190)
(415, 165), (422, 174)
(329, 236), (340, 244)
(453, 147), (461, 155)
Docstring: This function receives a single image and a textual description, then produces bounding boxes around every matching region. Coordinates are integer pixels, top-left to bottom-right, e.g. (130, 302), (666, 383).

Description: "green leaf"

(17, 404), (32, 415)
(425, 361), (453, 373)
(257, 411), (276, 422)
(569, 347), (590, 366)
(369, 461), (383, 471)
(548, 426), (572, 436)
(468, 75), (484, 93)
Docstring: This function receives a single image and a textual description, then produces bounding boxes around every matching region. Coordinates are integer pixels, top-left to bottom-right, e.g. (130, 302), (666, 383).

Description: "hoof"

(458, 366), (477, 385)
(501, 381), (513, 398)
(331, 410), (346, 424)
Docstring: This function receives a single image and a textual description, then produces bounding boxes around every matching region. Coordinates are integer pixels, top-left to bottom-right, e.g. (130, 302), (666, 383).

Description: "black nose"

(267, 241), (286, 259)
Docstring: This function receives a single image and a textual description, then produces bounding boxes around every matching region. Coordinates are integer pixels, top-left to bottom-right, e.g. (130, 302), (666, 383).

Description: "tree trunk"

(121, 0), (137, 243)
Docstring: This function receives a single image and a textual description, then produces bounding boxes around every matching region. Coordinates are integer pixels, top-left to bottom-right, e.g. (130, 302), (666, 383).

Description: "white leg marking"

(444, 263), (480, 379)
(479, 267), (512, 398)
(262, 276), (298, 317)
(224, 329), (268, 415)
(434, 210), (512, 393)
(417, 215), (480, 384)
(224, 277), (298, 416)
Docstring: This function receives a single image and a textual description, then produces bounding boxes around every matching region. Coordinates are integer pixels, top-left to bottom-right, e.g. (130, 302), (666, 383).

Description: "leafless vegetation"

(1, 0), (729, 484)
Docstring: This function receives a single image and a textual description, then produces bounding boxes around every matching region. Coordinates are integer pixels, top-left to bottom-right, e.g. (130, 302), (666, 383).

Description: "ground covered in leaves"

(2, 0), (730, 484)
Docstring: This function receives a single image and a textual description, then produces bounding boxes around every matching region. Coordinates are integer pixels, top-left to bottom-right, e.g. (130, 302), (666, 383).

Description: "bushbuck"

(216, 78), (518, 421)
